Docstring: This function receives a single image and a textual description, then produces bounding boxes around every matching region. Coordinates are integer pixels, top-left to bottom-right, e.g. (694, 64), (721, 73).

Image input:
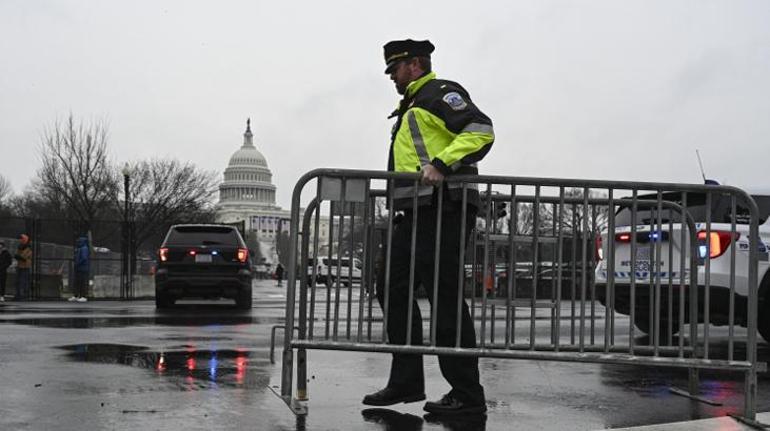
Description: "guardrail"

(275, 168), (765, 420)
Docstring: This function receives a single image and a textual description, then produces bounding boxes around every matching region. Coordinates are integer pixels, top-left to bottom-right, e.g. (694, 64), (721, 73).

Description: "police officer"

(362, 39), (494, 415)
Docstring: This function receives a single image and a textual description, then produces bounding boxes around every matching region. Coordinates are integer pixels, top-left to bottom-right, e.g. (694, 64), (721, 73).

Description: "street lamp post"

(122, 163), (132, 299)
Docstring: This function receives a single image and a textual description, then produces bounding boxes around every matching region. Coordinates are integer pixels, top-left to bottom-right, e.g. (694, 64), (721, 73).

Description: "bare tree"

(36, 115), (117, 227)
(6, 186), (52, 219)
(541, 188), (609, 234)
(124, 158), (218, 252)
(0, 174), (11, 204)
(0, 175), (13, 218)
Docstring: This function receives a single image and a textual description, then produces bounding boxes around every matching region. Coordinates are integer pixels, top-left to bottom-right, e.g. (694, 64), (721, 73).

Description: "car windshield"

(166, 226), (240, 246)
(614, 192), (770, 226)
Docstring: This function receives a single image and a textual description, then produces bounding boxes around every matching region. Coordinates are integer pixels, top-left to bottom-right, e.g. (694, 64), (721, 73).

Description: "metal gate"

(276, 168), (766, 420)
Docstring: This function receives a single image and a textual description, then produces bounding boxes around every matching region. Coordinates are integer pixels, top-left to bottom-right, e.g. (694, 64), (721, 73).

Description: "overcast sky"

(1, 0), (769, 208)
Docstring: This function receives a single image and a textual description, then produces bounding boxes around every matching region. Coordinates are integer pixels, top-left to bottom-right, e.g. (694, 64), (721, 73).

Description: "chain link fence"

(0, 216), (156, 299)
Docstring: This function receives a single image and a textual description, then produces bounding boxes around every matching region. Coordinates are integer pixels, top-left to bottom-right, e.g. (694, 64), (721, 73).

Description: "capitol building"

(216, 120), (330, 264)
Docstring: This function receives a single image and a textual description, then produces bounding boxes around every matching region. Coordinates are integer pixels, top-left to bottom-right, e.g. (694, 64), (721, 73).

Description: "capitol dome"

(228, 145), (268, 168)
(217, 119), (277, 208)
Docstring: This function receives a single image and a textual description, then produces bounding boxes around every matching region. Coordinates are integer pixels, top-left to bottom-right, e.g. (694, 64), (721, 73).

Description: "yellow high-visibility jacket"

(388, 72), (494, 209)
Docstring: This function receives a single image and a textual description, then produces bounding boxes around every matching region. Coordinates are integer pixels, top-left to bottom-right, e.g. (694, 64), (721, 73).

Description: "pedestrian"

(69, 236), (90, 302)
(14, 234), (32, 301)
(362, 39), (494, 416)
(0, 241), (12, 302)
(275, 263), (284, 287)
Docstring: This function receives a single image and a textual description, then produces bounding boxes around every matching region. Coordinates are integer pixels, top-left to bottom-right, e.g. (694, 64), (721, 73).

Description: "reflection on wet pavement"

(361, 408), (487, 431)
(59, 343), (269, 390)
(362, 408), (423, 431)
(1, 313), (280, 328)
(424, 412), (487, 431)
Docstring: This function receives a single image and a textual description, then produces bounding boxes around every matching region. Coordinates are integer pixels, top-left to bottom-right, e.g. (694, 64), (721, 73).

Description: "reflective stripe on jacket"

(388, 72), (494, 209)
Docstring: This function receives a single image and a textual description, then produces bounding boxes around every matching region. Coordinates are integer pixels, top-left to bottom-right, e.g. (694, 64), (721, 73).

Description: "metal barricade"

(276, 168), (766, 419)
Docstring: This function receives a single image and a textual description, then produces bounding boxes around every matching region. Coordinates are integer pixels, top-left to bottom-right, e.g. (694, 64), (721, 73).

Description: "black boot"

(423, 393), (487, 415)
(362, 387), (426, 406)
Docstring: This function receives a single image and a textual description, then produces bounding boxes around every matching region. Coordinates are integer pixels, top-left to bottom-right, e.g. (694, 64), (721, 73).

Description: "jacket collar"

(406, 71), (436, 98)
(388, 71), (437, 119)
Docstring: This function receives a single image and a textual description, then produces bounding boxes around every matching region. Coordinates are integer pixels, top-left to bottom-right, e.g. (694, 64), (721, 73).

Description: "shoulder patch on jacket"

(442, 92), (467, 111)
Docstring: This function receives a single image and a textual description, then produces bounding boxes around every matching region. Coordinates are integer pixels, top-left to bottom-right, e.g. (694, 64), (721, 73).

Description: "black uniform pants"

(0, 269), (6, 296)
(376, 205), (485, 406)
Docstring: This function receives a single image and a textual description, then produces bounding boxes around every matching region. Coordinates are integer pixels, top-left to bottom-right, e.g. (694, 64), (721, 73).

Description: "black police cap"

(383, 39), (435, 73)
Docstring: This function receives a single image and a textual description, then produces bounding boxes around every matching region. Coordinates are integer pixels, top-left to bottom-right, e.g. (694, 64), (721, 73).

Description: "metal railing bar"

(654, 191), (663, 355)
(668, 215), (674, 348)
(571, 203), (577, 346)
(511, 191), (519, 345)
(455, 184), (469, 348)
(289, 340), (758, 371)
(332, 179), (347, 341)
(590, 204), (598, 346)
(346, 201), (355, 340)
(325, 200), (335, 340)
(405, 179), (420, 346)
(550, 202), (558, 347)
(678, 192), (687, 357)
(430, 186), (444, 347)
(382, 180), (395, 344)
(704, 192), (712, 358)
(530, 185), (541, 350)
(729, 194), (737, 361)
(630, 190), (638, 354)
(481, 184), (493, 348)
(592, 187), (596, 351)
(555, 187), (565, 352)
(357, 182), (371, 343)
(309, 194), (322, 340)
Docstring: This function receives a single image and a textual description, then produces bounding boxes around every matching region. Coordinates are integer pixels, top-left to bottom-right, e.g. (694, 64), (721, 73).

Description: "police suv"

(155, 224), (253, 309)
(594, 191), (770, 341)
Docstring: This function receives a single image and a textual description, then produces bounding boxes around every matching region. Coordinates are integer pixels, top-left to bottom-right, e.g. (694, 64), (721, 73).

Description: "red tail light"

(697, 230), (739, 259)
(595, 235), (603, 261)
(237, 248), (248, 263)
(159, 248), (169, 262)
(615, 233), (632, 243)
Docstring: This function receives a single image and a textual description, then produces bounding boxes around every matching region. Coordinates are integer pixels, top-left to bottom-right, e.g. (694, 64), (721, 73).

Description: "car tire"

(155, 293), (175, 309)
(236, 287), (253, 310)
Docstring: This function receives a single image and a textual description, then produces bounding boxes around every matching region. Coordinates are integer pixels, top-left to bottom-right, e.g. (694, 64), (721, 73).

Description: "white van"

(307, 257), (362, 286)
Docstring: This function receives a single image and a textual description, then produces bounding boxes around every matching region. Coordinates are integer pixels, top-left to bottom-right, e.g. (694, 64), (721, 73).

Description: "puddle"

(0, 314), (282, 329)
(58, 343), (270, 389)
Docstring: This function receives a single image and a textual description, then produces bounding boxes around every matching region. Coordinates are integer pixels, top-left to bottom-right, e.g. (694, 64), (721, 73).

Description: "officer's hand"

(420, 164), (444, 187)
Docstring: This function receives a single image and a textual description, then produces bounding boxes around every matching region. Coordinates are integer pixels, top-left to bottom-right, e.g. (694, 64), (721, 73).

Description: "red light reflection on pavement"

(156, 353), (166, 372)
(235, 353), (247, 384)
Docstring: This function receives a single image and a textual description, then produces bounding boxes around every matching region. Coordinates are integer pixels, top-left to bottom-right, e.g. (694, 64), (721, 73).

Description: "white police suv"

(594, 191), (770, 341)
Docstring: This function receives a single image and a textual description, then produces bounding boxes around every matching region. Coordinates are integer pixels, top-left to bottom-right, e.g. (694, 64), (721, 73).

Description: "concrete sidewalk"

(611, 412), (770, 430)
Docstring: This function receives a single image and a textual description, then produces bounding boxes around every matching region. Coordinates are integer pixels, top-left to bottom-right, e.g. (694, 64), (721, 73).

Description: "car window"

(615, 192), (769, 226)
(166, 226), (240, 246)
(315, 258), (359, 268)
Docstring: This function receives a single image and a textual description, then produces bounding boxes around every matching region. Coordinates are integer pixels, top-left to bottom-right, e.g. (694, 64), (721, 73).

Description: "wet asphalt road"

(2, 279), (770, 431)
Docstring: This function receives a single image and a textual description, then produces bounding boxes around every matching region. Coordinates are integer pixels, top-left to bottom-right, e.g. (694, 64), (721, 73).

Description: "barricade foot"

(668, 387), (721, 406)
(728, 413), (770, 430)
(269, 385), (308, 416)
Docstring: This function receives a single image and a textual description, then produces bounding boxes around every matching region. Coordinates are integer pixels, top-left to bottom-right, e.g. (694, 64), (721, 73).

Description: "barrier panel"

(277, 168), (766, 419)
